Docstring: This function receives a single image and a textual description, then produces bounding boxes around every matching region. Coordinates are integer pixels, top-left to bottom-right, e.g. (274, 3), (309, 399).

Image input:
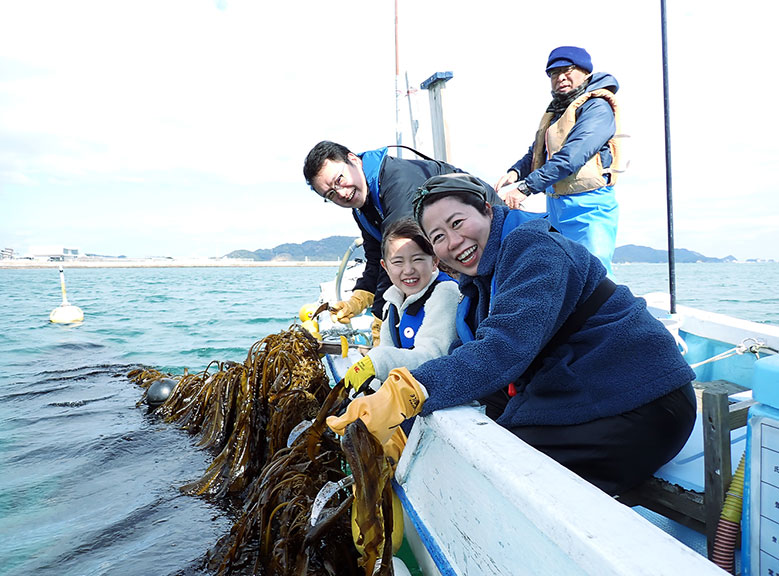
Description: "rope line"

(689, 338), (777, 369)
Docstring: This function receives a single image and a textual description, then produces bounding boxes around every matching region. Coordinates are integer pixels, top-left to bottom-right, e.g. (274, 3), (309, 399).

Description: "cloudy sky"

(1, 0), (777, 261)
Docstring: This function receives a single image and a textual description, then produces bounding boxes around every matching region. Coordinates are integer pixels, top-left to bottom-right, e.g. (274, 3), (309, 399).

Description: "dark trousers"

(481, 383), (697, 496)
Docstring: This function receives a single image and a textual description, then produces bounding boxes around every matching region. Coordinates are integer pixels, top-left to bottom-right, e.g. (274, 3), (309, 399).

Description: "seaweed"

(129, 326), (397, 575)
(341, 420), (396, 576)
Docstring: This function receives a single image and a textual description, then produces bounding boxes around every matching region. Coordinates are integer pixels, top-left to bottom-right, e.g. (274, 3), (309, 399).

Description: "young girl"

(340, 219), (460, 565)
(342, 218), (459, 395)
(329, 174), (696, 497)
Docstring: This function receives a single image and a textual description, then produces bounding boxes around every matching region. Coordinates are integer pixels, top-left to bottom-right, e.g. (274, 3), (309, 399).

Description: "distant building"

(28, 246), (80, 261)
(1, 247), (13, 259)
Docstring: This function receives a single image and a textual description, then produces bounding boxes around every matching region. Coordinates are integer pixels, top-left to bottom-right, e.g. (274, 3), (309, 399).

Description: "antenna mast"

(660, 0), (676, 314)
(394, 0), (402, 156)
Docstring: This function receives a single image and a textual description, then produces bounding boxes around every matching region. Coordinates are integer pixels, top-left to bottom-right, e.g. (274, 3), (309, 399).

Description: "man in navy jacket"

(495, 46), (623, 277)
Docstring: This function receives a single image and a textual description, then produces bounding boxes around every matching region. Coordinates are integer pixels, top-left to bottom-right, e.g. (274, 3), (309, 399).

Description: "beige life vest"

(530, 89), (627, 197)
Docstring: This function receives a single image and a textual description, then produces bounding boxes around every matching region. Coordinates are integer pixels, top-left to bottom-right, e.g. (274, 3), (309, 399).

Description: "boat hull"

(394, 405), (727, 575)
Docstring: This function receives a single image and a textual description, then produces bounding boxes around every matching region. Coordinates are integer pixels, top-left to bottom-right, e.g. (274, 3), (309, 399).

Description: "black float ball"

(147, 378), (175, 408)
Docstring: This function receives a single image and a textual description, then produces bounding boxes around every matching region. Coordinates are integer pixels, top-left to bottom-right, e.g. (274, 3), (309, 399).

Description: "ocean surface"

(1, 262), (777, 576)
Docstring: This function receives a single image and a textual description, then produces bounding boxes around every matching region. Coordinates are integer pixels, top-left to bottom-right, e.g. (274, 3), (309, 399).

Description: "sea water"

(0, 262), (776, 576)
(614, 261), (779, 326)
(0, 266), (337, 576)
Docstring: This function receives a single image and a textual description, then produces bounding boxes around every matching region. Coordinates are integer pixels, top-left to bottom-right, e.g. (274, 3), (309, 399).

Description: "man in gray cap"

(494, 46), (624, 277)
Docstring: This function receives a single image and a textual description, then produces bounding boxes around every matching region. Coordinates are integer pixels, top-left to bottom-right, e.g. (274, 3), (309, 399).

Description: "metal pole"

(394, 0), (402, 156)
(420, 71), (453, 162)
(406, 71), (418, 149)
(660, 0), (677, 314)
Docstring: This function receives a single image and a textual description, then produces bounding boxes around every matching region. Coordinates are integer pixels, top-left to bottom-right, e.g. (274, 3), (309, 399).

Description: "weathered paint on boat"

(394, 405), (728, 575)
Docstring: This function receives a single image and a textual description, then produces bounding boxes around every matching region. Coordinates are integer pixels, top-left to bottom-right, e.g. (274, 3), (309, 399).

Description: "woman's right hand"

(327, 368), (426, 445)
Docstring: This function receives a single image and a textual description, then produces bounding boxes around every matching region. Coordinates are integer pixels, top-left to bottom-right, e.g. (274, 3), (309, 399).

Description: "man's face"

(311, 153), (368, 209)
(548, 65), (588, 94)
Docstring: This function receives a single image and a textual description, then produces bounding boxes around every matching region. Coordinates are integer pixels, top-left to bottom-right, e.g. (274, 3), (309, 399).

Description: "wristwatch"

(517, 180), (531, 195)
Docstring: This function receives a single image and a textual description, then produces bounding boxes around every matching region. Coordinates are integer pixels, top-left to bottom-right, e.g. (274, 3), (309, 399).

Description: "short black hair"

(303, 141), (352, 187)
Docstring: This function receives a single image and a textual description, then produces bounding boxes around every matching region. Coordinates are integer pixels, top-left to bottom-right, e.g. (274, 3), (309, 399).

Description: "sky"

(1, 0), (777, 261)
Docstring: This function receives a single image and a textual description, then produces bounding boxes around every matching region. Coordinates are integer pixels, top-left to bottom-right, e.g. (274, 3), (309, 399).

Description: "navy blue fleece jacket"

(413, 206), (696, 427)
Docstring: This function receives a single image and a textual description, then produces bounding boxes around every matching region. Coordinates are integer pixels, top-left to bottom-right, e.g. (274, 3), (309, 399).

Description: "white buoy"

(50, 266), (84, 324)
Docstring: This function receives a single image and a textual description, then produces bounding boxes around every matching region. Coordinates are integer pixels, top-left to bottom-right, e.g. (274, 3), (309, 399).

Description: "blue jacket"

(510, 72), (619, 194)
(352, 148), (504, 317)
(413, 205), (696, 427)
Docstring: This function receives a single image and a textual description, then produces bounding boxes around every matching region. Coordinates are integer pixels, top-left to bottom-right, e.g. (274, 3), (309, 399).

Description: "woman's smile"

(420, 196), (492, 275)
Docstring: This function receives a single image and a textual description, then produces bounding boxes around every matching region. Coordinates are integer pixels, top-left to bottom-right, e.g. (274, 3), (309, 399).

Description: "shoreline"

(2, 258), (773, 270)
(0, 258), (342, 269)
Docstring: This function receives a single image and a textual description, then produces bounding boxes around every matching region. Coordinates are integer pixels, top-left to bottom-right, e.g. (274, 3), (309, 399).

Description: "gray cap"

(412, 173), (488, 223)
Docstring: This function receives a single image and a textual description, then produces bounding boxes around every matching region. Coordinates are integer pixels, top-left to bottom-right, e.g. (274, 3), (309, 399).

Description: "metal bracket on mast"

(421, 71), (453, 162)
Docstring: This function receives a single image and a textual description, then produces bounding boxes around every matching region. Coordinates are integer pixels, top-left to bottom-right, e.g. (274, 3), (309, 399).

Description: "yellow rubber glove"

(344, 356), (375, 391)
(383, 426), (407, 469)
(331, 289), (374, 324)
(371, 315), (382, 346)
(327, 367), (425, 445)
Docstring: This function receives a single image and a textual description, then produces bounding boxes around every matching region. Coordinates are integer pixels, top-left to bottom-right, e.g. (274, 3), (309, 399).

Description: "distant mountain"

(614, 244), (736, 263)
(225, 236), (365, 262)
(226, 238), (735, 264)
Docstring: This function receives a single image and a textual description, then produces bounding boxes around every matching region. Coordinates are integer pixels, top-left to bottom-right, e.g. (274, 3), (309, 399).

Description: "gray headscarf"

(412, 173), (490, 223)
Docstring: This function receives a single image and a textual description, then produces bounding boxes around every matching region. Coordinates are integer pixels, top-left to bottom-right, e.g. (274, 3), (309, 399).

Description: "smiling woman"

(417, 190), (493, 274)
(328, 172), (699, 497)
